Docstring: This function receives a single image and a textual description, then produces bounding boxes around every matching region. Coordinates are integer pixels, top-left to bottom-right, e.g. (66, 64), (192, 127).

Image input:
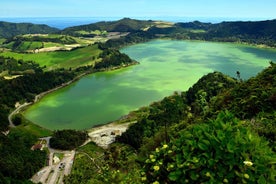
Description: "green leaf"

(190, 171), (199, 180)
(217, 130), (225, 141)
(226, 142), (236, 153)
(257, 175), (266, 184)
(168, 170), (181, 181)
(198, 142), (208, 150)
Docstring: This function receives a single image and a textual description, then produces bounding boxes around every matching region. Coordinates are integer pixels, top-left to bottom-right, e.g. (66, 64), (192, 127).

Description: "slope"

(0, 21), (59, 38)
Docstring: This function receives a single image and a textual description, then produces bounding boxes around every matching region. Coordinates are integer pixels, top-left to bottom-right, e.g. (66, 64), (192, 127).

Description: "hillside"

(210, 19), (276, 38)
(0, 21), (59, 38)
(173, 19), (276, 47)
(62, 18), (173, 36)
(65, 63), (276, 183)
(92, 18), (276, 48)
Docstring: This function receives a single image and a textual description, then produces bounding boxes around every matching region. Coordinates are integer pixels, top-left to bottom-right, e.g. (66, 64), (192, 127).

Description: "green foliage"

(0, 56), (41, 74)
(12, 114), (22, 126)
(66, 63), (275, 184)
(0, 21), (59, 38)
(0, 70), (75, 109)
(117, 93), (188, 149)
(245, 112), (276, 151)
(173, 20), (276, 47)
(0, 128), (47, 181)
(213, 62), (276, 119)
(16, 115), (53, 137)
(50, 129), (88, 150)
(62, 18), (158, 35)
(3, 35), (77, 52)
(143, 111), (276, 183)
(94, 47), (136, 70)
(0, 18), (276, 183)
(102, 31), (156, 48)
(0, 44), (102, 69)
(64, 142), (105, 184)
(0, 105), (9, 131)
(186, 71), (237, 116)
(65, 142), (142, 184)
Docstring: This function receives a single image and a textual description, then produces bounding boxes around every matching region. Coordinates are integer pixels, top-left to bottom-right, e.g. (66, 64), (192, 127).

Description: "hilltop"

(0, 21), (59, 38)
(62, 18), (173, 36)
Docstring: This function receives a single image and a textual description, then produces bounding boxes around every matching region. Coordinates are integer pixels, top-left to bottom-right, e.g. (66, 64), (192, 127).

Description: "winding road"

(8, 102), (31, 127)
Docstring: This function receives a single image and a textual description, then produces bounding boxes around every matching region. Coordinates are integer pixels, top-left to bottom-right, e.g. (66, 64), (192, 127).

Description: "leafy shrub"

(143, 111), (276, 183)
(50, 129), (88, 150)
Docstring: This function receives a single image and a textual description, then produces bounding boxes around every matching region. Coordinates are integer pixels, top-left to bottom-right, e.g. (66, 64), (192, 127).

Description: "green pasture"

(0, 38), (6, 44)
(76, 30), (107, 36)
(18, 41), (43, 51)
(16, 117), (53, 138)
(43, 42), (64, 47)
(0, 44), (102, 70)
(189, 29), (206, 33)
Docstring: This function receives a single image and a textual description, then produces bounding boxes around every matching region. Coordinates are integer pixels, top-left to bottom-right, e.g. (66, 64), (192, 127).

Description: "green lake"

(23, 40), (276, 130)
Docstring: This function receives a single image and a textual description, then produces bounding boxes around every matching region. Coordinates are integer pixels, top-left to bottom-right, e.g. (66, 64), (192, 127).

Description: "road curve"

(8, 102), (31, 127)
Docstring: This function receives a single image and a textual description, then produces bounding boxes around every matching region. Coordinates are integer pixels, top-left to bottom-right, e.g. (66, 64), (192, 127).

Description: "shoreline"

(8, 62), (139, 128)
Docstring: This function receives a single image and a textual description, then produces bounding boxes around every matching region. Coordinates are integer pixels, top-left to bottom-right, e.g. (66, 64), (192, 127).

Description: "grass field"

(0, 44), (102, 70)
(0, 38), (6, 44)
(76, 30), (108, 36)
(16, 117), (53, 138)
(43, 42), (64, 47)
(17, 41), (43, 51)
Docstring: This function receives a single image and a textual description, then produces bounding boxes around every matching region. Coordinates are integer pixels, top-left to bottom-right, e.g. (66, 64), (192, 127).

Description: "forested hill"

(199, 19), (276, 43)
(61, 18), (174, 36)
(61, 18), (276, 47)
(63, 18), (153, 32)
(0, 21), (59, 38)
(159, 19), (276, 47)
(209, 19), (276, 38)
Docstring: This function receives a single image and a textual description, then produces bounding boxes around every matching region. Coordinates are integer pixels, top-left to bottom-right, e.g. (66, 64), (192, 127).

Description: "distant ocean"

(0, 17), (270, 29)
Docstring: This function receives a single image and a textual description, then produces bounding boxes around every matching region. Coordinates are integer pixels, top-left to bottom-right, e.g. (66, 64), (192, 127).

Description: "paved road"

(8, 102), (31, 127)
(31, 138), (75, 184)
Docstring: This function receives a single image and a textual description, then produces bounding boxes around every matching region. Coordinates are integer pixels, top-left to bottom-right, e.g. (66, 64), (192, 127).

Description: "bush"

(50, 129), (88, 150)
(143, 111), (276, 183)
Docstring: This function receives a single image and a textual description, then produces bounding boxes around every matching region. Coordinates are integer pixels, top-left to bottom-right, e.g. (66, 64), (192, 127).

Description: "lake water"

(23, 40), (276, 130)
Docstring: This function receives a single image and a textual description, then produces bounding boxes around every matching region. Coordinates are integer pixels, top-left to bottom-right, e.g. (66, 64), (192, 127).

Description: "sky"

(0, 0), (275, 20)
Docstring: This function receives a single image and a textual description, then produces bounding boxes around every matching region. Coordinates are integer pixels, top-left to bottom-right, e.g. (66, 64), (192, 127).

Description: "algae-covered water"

(24, 40), (276, 130)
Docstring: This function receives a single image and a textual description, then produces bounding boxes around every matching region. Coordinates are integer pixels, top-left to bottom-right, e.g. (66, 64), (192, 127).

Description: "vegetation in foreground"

(65, 63), (276, 183)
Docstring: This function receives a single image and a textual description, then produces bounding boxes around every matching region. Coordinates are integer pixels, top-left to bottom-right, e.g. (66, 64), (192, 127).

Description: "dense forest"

(95, 44), (138, 69)
(0, 21), (59, 38)
(0, 128), (47, 183)
(62, 18), (157, 36)
(50, 130), (88, 150)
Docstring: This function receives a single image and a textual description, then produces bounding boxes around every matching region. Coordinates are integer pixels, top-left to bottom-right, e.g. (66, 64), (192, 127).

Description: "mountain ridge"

(0, 21), (59, 38)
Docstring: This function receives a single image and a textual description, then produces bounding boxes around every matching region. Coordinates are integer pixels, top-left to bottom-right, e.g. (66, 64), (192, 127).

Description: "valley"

(0, 18), (275, 184)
